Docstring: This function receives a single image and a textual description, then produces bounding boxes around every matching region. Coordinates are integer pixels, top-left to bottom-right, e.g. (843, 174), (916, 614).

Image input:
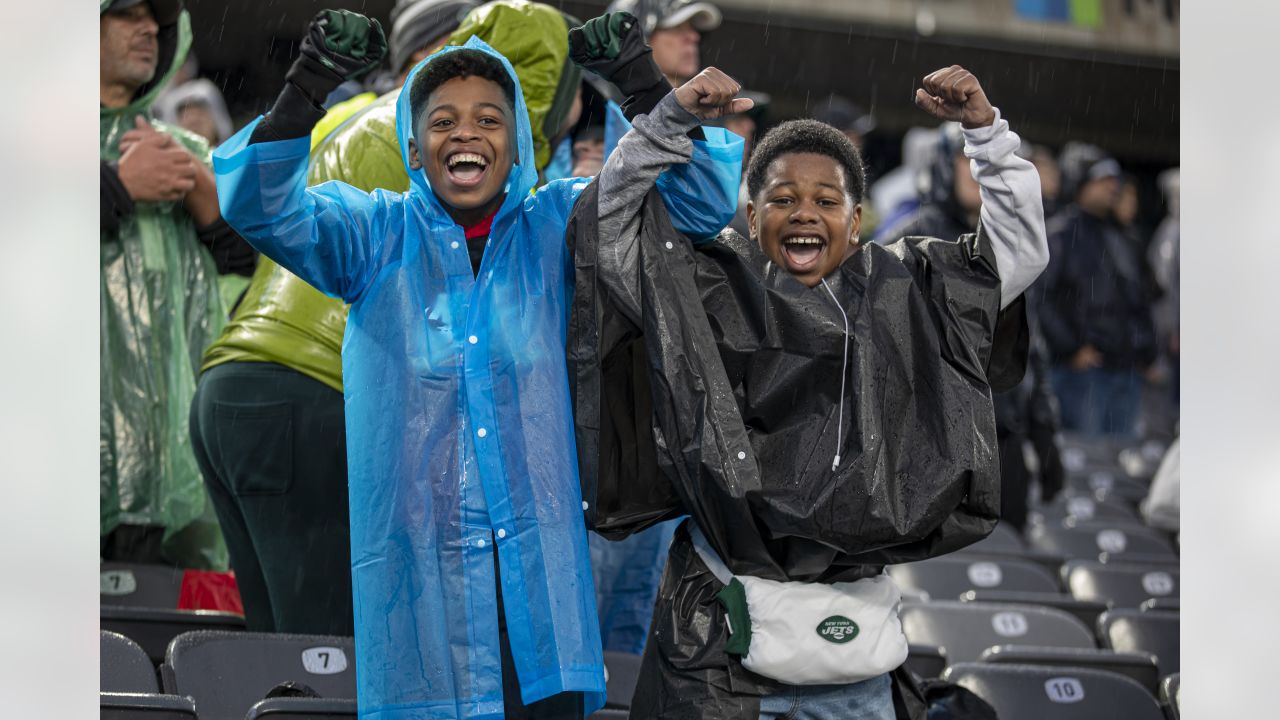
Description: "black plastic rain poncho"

(567, 182), (1027, 717)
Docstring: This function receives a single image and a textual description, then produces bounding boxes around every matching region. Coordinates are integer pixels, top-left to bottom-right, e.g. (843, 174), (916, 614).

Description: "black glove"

(286, 9), (388, 107)
(253, 10), (388, 144)
(569, 12), (664, 101)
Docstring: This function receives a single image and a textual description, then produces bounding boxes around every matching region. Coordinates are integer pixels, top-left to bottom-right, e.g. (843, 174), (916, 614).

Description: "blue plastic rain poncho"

(214, 37), (740, 719)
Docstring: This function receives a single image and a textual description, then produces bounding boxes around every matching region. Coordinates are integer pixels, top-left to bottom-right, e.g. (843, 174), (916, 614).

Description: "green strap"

(717, 578), (752, 656)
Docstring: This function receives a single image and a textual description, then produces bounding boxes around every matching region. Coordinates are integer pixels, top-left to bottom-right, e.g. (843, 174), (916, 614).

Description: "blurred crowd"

(100, 0), (1179, 658)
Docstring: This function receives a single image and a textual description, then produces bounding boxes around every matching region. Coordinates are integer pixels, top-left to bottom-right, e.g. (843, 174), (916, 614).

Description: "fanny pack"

(690, 524), (909, 686)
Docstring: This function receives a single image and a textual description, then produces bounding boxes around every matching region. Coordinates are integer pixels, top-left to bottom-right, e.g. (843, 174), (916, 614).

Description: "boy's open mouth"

(445, 151), (489, 188)
(781, 235), (826, 272)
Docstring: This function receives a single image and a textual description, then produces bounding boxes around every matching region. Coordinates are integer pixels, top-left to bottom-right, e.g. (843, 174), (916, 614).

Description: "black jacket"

(1036, 205), (1158, 369)
(568, 183), (1029, 718)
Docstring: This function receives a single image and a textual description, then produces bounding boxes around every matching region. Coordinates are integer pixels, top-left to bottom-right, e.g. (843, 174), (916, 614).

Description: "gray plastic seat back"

(899, 601), (1094, 664)
(1029, 522), (1176, 561)
(890, 555), (1059, 601)
(101, 563), (185, 608)
(1099, 609), (1180, 677)
(163, 631), (356, 720)
(1066, 561), (1179, 607)
(979, 644), (1161, 695)
(944, 662), (1165, 719)
(100, 692), (197, 720)
(101, 630), (158, 693)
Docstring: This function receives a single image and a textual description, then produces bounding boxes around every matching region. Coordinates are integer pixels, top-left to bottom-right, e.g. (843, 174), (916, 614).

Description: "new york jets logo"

(816, 616), (859, 644)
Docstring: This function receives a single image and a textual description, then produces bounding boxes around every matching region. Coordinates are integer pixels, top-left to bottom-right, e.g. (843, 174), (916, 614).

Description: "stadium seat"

(101, 605), (246, 664)
(1098, 609), (1180, 678)
(1031, 492), (1139, 525)
(978, 645), (1161, 695)
(959, 590), (1110, 633)
(899, 601), (1095, 664)
(1066, 561), (1179, 607)
(101, 563), (185, 608)
(244, 698), (357, 719)
(161, 631), (356, 720)
(603, 651), (641, 709)
(1065, 468), (1150, 502)
(1028, 521), (1177, 562)
(588, 711), (630, 719)
(1161, 673), (1180, 719)
(943, 662), (1165, 719)
(100, 692), (198, 720)
(1140, 598), (1180, 613)
(102, 630), (158, 693)
(889, 556), (1060, 601)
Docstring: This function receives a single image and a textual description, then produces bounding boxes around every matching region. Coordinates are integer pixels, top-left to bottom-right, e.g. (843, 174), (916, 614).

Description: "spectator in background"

(1151, 167), (1180, 404)
(876, 123), (1064, 528)
(100, 0), (255, 569)
(1036, 142), (1158, 438)
(154, 78), (234, 145)
(1030, 143), (1062, 218)
(869, 125), (937, 236)
(607, 0), (722, 84)
(716, 90), (768, 236)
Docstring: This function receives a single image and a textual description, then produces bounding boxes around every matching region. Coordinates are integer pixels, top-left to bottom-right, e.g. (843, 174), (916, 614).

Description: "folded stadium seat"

(959, 590), (1110, 633)
(1030, 492), (1139, 526)
(1140, 598), (1180, 613)
(161, 630), (356, 720)
(244, 698), (357, 719)
(102, 630), (159, 693)
(1065, 560), (1179, 608)
(101, 605), (246, 664)
(1028, 521), (1177, 562)
(100, 692), (197, 720)
(899, 601), (1095, 665)
(889, 555), (1060, 601)
(603, 651), (642, 710)
(1098, 610), (1180, 678)
(978, 645), (1161, 695)
(1160, 673), (1180, 719)
(943, 662), (1164, 719)
(1065, 468), (1150, 503)
(101, 563), (186, 608)
(905, 644), (948, 680)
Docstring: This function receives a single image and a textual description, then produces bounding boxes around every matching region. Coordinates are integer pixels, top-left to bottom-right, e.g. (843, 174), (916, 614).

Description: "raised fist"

(568, 12), (664, 98)
(913, 65), (996, 129)
(287, 9), (387, 105)
(672, 67), (754, 122)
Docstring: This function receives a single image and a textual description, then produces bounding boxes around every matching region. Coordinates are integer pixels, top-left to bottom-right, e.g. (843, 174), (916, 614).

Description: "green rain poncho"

(100, 1), (227, 568)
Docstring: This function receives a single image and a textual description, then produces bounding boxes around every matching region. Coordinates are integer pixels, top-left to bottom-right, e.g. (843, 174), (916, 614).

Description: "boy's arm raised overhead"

(914, 65), (1049, 308)
(214, 10), (392, 303)
(571, 13), (746, 241)
(593, 67), (751, 318)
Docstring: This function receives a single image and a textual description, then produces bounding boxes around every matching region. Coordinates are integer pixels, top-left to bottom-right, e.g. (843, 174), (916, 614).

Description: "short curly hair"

(409, 49), (517, 129)
(746, 119), (866, 204)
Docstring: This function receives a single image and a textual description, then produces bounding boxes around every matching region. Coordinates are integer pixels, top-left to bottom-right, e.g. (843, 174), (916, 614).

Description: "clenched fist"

(672, 67), (754, 122)
(913, 65), (996, 129)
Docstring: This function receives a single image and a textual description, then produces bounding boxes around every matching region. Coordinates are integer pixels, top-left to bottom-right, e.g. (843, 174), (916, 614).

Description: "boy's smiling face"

(748, 152), (862, 287)
(408, 75), (515, 222)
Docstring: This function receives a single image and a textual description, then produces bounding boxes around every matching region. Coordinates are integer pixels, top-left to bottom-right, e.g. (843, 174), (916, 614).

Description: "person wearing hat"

(606, 0), (722, 84)
(1035, 142), (1158, 438)
(100, 0), (255, 569)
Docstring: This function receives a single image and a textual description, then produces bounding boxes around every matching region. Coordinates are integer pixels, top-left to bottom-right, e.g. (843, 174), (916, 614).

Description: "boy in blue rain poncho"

(213, 8), (746, 719)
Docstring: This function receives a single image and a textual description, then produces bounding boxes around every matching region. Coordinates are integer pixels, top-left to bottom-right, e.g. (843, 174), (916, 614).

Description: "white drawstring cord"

(820, 278), (850, 471)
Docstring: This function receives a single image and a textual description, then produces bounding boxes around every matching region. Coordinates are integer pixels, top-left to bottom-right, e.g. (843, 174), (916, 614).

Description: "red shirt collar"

(463, 208), (498, 241)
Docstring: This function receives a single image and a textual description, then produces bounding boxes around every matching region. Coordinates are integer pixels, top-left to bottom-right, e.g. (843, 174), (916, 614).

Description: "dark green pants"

(189, 361), (353, 635)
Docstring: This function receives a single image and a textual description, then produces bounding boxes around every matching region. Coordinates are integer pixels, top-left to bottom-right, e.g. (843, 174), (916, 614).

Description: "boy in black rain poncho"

(566, 65), (1048, 717)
